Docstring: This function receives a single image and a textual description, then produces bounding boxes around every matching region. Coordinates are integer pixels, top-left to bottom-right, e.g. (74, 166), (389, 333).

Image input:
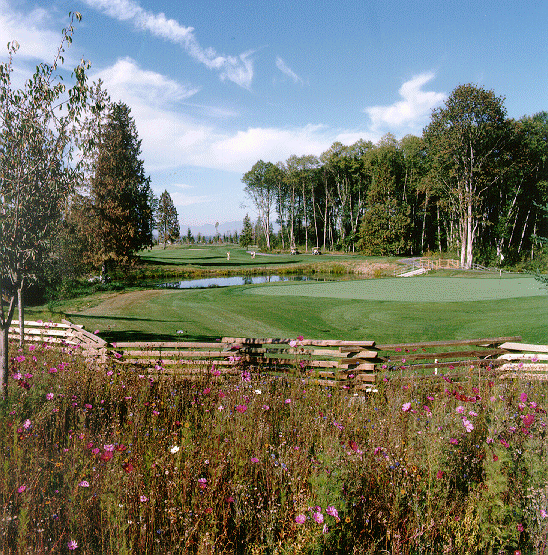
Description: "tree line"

(243, 84), (548, 269)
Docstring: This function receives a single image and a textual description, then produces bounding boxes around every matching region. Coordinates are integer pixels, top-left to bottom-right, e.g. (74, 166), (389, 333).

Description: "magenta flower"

(285, 398), (291, 404)
(103, 444), (115, 452)
(23, 419), (32, 430)
(250, 457), (259, 463)
(139, 495), (148, 503)
(198, 478), (207, 489)
(295, 514), (306, 524)
(46, 393), (54, 400)
(79, 481), (90, 488)
(67, 540), (78, 550)
(235, 404), (247, 413)
(449, 438), (459, 445)
(326, 506), (340, 521)
(17, 485), (27, 493)
(12, 373), (22, 381)
(312, 511), (324, 524)
(520, 392), (528, 403)
(455, 405), (465, 414)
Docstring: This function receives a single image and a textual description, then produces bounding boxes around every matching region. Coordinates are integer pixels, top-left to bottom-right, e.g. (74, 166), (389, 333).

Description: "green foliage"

(0, 13), (95, 394)
(240, 213), (254, 248)
(77, 101), (154, 271)
(156, 190), (180, 248)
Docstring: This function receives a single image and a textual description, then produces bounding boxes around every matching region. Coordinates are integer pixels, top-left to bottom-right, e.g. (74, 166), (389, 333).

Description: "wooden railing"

(8, 320), (548, 387)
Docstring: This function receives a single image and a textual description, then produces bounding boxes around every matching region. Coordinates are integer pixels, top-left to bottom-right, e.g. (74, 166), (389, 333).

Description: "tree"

(424, 84), (512, 268)
(0, 13), (94, 396)
(186, 227), (194, 244)
(240, 214), (253, 248)
(79, 102), (153, 273)
(157, 190), (180, 248)
(242, 160), (278, 250)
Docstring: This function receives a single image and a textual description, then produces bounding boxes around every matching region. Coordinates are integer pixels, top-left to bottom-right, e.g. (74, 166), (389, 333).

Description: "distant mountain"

(184, 220), (243, 238)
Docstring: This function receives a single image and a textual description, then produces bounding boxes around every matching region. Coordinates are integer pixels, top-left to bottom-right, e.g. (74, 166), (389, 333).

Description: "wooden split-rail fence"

(8, 320), (548, 388)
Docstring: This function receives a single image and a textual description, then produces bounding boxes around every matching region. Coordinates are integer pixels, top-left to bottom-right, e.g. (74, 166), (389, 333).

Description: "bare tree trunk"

(18, 279), (24, 347)
(465, 201), (474, 269)
(1, 325), (8, 399)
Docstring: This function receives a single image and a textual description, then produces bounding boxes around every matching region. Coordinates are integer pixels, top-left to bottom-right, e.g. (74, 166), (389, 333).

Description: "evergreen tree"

(81, 102), (153, 271)
(186, 227), (194, 244)
(157, 190), (180, 248)
(240, 214), (253, 248)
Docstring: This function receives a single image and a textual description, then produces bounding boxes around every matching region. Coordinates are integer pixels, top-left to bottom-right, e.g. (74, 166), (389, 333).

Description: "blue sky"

(1, 0), (547, 230)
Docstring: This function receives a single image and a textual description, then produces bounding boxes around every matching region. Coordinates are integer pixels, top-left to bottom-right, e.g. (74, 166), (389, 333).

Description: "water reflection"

(157, 274), (319, 289)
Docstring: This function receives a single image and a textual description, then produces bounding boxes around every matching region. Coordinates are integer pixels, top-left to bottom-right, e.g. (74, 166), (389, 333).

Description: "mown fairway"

(28, 246), (547, 344)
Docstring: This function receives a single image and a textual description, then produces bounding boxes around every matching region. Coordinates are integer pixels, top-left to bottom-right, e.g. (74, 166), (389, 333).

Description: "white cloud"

(170, 190), (211, 208)
(94, 57), (200, 106)
(82, 0), (254, 89)
(364, 72), (446, 131)
(275, 56), (304, 85)
(0, 0), (78, 66)
(93, 58), (442, 177)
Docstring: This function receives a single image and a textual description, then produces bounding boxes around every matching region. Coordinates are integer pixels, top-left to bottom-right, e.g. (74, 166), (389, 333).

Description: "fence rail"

(8, 320), (548, 387)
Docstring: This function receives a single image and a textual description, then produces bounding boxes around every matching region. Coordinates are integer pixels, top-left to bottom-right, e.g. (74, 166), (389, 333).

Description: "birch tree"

(424, 84), (511, 269)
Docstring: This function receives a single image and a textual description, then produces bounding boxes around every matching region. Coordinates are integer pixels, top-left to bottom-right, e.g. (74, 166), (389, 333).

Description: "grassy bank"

(1, 340), (547, 553)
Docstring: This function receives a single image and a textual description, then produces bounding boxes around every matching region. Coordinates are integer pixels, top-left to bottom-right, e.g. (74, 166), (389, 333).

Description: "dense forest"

(243, 85), (548, 269)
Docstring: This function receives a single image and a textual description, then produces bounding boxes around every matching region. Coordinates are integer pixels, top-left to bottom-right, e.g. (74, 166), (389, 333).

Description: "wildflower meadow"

(1, 338), (548, 554)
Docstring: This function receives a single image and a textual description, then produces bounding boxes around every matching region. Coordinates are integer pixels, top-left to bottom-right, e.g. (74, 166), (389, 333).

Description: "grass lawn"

(27, 274), (548, 345)
(22, 245), (548, 344)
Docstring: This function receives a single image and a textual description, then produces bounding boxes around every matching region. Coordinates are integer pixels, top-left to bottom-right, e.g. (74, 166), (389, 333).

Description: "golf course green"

(246, 276), (546, 302)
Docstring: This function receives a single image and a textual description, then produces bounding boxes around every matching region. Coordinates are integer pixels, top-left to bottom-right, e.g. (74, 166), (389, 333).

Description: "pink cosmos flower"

(326, 506), (340, 521)
(449, 438), (459, 445)
(402, 402), (411, 412)
(235, 404), (247, 413)
(23, 419), (32, 430)
(103, 444), (115, 452)
(462, 418), (474, 433)
(312, 511), (324, 524)
(67, 540), (78, 550)
(198, 478), (207, 489)
(17, 485), (27, 493)
(250, 457), (259, 463)
(46, 393), (54, 400)
(139, 495), (148, 502)
(79, 481), (90, 488)
(455, 406), (465, 414)
(295, 514), (306, 524)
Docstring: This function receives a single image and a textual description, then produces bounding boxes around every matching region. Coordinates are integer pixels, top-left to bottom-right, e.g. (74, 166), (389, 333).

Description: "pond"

(156, 274), (326, 289)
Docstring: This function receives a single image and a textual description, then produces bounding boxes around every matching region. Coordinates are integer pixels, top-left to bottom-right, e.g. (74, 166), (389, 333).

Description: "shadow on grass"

(100, 330), (221, 343)
(63, 313), (221, 343)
